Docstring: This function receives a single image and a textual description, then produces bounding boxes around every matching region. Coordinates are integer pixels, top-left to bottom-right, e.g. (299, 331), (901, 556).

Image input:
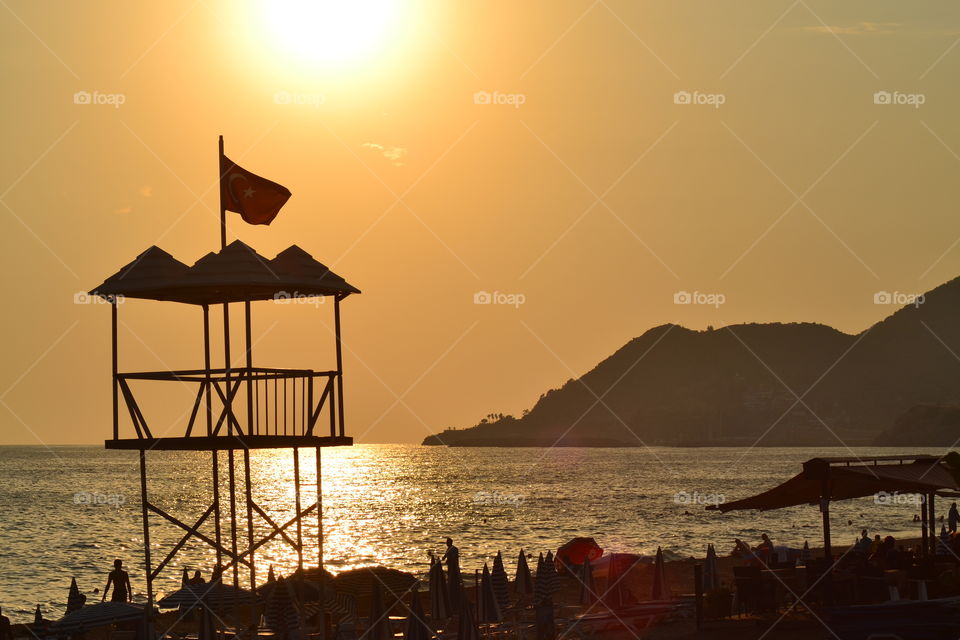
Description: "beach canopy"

(52, 602), (145, 632)
(710, 455), (958, 513)
(456, 601), (479, 640)
(157, 582), (259, 610)
(477, 564), (501, 623)
(364, 582), (390, 640)
(91, 241), (359, 305)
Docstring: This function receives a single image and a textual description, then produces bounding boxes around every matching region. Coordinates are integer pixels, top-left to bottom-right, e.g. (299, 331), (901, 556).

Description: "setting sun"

(260, 0), (402, 65)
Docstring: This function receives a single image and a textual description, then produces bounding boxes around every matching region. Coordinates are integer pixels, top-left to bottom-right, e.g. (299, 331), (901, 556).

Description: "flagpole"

(218, 135), (227, 250)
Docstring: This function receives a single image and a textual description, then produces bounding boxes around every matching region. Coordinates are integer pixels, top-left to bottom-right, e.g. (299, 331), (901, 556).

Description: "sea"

(0, 444), (943, 622)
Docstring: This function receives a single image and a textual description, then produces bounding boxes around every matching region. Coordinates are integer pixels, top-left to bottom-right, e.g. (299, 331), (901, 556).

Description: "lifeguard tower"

(90, 238), (359, 628)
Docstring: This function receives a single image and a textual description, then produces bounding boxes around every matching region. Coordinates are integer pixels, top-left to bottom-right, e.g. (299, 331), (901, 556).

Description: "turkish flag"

(220, 155), (292, 225)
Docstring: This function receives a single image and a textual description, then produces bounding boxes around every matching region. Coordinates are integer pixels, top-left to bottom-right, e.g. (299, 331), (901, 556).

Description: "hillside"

(424, 277), (960, 447)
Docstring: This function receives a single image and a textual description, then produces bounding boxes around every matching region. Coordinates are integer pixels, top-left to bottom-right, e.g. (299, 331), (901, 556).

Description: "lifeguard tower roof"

(91, 240), (359, 305)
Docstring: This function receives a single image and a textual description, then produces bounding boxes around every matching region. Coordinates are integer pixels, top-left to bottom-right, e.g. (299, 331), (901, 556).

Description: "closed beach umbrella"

(181, 568), (190, 587)
(651, 547), (671, 600)
(491, 552), (510, 612)
(67, 578), (86, 614)
(268, 565), (276, 583)
(53, 602), (145, 633)
(800, 540), (811, 565)
(429, 558), (450, 621)
(403, 589), (431, 640)
(265, 577), (301, 635)
(456, 601), (479, 640)
(363, 581), (390, 640)
(578, 559), (594, 606)
(543, 551), (560, 595)
(198, 606), (216, 640)
(478, 564), (501, 623)
(515, 550), (532, 595)
(703, 544), (720, 591)
(34, 605), (43, 626)
(533, 553), (549, 605)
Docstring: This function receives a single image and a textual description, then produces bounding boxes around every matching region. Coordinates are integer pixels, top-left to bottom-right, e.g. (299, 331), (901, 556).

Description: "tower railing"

(114, 366), (343, 441)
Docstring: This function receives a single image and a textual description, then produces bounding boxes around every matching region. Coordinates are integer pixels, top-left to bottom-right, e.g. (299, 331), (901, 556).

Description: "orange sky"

(2, 1), (960, 445)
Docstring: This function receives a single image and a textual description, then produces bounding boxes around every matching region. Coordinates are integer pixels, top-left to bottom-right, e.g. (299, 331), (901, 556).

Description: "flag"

(220, 154), (291, 225)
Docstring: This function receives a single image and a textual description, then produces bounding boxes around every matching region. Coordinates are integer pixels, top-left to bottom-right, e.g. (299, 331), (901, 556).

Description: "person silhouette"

(441, 537), (462, 608)
(102, 559), (132, 602)
(188, 570), (205, 585)
(949, 502), (959, 534)
(0, 607), (12, 640)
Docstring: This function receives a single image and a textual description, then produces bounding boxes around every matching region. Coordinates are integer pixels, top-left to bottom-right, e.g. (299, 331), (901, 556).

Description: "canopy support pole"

(929, 492), (937, 555)
(921, 494), (929, 558)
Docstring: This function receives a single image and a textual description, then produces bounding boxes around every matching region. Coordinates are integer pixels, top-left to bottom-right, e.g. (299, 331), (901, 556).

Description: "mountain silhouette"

(424, 278), (960, 447)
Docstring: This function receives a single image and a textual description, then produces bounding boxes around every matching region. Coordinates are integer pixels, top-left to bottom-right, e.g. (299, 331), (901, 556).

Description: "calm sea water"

(0, 444), (942, 621)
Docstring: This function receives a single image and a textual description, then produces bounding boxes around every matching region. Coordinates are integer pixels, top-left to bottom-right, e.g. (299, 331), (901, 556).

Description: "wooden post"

(334, 296), (345, 437)
(228, 449), (239, 588)
(111, 301), (118, 440)
(203, 305), (212, 436)
(219, 135), (226, 250)
(243, 301), (256, 591)
(294, 447), (304, 573)
(316, 446), (323, 571)
(929, 493), (937, 555)
(694, 564), (703, 629)
(921, 494), (929, 558)
(139, 449), (154, 638)
(212, 451), (222, 572)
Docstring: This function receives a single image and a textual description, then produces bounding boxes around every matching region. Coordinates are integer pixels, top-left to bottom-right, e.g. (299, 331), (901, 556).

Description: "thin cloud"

(804, 22), (900, 35)
(362, 142), (408, 167)
(139, 185), (153, 197)
(114, 206), (133, 214)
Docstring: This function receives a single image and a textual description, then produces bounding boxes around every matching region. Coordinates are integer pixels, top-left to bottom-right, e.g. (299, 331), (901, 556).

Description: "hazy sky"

(2, 1), (960, 445)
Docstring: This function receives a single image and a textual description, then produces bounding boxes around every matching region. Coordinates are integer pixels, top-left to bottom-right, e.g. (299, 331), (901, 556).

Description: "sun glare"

(261, 0), (401, 65)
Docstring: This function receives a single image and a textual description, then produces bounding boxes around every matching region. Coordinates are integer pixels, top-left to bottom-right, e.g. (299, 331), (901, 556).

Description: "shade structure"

(651, 547), (671, 600)
(265, 577), (301, 634)
(90, 246), (191, 301)
(52, 602), (145, 633)
(710, 456), (957, 513)
(703, 544), (720, 592)
(578, 559), (595, 606)
(428, 558), (450, 621)
(556, 538), (603, 572)
(157, 582), (260, 610)
(302, 591), (358, 625)
(198, 605), (217, 640)
(515, 550), (533, 595)
(91, 241), (360, 305)
(363, 581), (390, 640)
(490, 552), (510, 612)
(331, 567), (418, 601)
(67, 577), (86, 614)
(477, 564), (501, 623)
(403, 589), (431, 640)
